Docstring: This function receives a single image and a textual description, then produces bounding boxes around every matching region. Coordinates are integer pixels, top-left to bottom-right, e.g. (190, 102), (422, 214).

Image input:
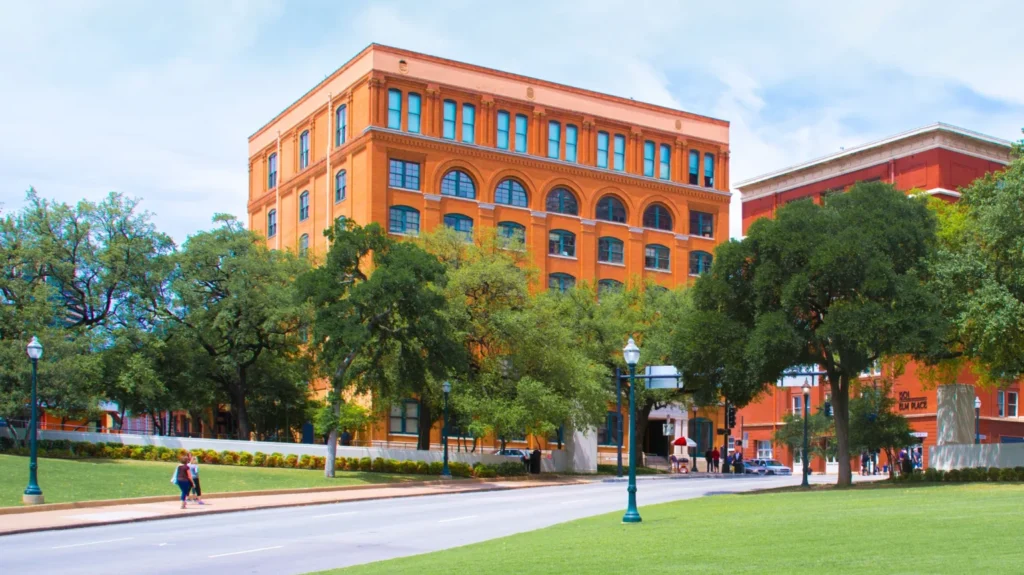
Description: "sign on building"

(644, 365), (683, 390)
(777, 365), (822, 387)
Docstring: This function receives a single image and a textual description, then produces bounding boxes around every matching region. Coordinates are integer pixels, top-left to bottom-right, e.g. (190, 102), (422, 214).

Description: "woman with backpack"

(170, 454), (194, 509)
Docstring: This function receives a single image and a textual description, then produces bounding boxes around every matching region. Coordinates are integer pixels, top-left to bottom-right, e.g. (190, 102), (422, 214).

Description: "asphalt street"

(0, 474), (821, 574)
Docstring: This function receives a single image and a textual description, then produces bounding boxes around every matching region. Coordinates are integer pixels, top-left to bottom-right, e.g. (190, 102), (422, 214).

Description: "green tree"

(298, 220), (462, 476)
(848, 383), (914, 478)
(680, 182), (944, 485)
(149, 214), (311, 440)
(772, 407), (835, 465)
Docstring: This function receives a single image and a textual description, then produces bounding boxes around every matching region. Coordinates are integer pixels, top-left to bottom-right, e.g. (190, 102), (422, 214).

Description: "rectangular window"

(267, 210), (277, 238)
(689, 150), (699, 185)
(387, 89), (402, 130)
(389, 207), (420, 235)
(497, 111), (510, 150)
(756, 440), (773, 460)
(597, 412), (620, 446)
(565, 125), (578, 163)
(659, 144), (671, 180)
(1009, 392), (1019, 418)
(407, 93), (421, 134)
(689, 211), (714, 238)
(704, 153), (715, 187)
(613, 134), (625, 171)
(389, 401), (419, 435)
(335, 105), (347, 146)
(442, 99), (456, 140)
(998, 391), (1005, 417)
(597, 131), (609, 168)
(299, 131), (309, 169)
(462, 103), (475, 143)
(388, 159), (420, 190)
(793, 395), (803, 416)
(643, 140), (655, 177)
(267, 154), (277, 189)
(548, 120), (561, 159)
(515, 114), (528, 153)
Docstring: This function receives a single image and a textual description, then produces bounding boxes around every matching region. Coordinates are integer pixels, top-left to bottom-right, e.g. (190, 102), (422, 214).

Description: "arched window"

(495, 179), (528, 207)
(548, 230), (576, 257)
(298, 190), (310, 221)
(497, 221), (526, 249)
(389, 206), (420, 236)
(335, 105), (347, 146)
(299, 234), (309, 257)
(267, 153), (278, 189)
(443, 213), (474, 241)
(267, 209), (277, 238)
(299, 130), (310, 169)
(596, 196), (626, 223)
(335, 170), (347, 203)
(546, 188), (578, 215)
(441, 170), (476, 199)
(643, 204), (673, 231)
(598, 237), (624, 264)
(645, 244), (670, 270)
(689, 250), (713, 275)
(549, 273), (575, 293)
(598, 279), (624, 295)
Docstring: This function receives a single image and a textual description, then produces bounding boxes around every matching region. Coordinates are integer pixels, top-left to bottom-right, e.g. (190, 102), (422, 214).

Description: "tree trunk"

(150, 412), (164, 435)
(416, 398), (432, 451)
(633, 400), (656, 464)
(831, 375), (852, 486)
(325, 391), (341, 478)
(232, 368), (252, 440)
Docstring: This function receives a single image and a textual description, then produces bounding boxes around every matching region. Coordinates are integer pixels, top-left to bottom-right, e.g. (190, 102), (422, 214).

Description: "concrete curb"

(0, 475), (590, 516)
(0, 479), (592, 537)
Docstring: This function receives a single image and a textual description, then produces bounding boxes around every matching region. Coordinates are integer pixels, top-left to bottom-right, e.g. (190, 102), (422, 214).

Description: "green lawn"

(327, 483), (1024, 574)
(0, 454), (426, 507)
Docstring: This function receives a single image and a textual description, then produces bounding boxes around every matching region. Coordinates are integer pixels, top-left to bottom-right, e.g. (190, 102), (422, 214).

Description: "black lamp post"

(24, 336), (44, 505)
(801, 380), (810, 488)
(622, 337), (641, 524)
(441, 381), (451, 479)
(975, 396), (981, 445)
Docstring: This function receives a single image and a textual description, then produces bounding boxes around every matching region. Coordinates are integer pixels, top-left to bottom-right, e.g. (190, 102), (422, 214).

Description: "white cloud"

(1, 0), (1022, 241)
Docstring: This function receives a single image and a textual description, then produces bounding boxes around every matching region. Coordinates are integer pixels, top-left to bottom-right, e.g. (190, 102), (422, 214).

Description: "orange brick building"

(734, 123), (1018, 472)
(246, 44), (731, 454)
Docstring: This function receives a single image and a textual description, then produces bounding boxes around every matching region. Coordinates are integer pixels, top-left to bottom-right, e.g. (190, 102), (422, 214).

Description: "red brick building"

(734, 123), (1019, 473)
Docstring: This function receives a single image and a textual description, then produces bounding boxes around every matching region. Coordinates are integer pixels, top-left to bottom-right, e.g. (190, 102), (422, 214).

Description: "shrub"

(285, 454), (299, 468)
(945, 469), (962, 482)
(371, 457), (385, 472)
(415, 461), (430, 474)
(380, 459), (397, 473)
(334, 458), (346, 471)
(253, 452), (267, 466)
(495, 462), (527, 477)
(449, 461), (472, 478)
(998, 467), (1016, 482)
(473, 464), (497, 479)
(358, 457), (372, 472)
(299, 455), (313, 469)
(400, 460), (419, 474)
(429, 461), (444, 475)
(313, 456), (325, 469)
(923, 468), (942, 482)
(972, 467), (989, 482)
(348, 458), (360, 471)
(1015, 467), (1024, 479)
(219, 450), (237, 465)
(986, 467), (1001, 482)
(238, 452), (253, 466)
(268, 453), (283, 467)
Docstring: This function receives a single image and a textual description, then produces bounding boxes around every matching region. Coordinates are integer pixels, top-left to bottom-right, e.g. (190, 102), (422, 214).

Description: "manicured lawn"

(0, 454), (426, 507)
(327, 483), (1024, 574)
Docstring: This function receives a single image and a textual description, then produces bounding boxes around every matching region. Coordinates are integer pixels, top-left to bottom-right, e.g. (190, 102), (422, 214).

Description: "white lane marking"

(52, 537), (134, 549)
(438, 515), (477, 523)
(559, 499), (591, 505)
(312, 511), (358, 519)
(209, 545), (283, 559)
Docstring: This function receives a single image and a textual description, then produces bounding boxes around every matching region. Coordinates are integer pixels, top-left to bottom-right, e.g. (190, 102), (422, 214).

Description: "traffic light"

(824, 401), (833, 418)
(727, 404), (737, 429)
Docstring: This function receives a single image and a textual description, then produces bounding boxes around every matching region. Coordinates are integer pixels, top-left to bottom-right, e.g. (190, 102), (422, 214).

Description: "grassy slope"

(329, 483), (1024, 574)
(0, 454), (424, 507)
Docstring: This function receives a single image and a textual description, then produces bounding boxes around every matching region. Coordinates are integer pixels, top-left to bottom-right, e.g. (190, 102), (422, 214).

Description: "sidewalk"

(0, 477), (589, 536)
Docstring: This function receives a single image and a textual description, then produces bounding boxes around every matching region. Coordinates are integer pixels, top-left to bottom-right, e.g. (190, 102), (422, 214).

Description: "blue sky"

(2, 0), (1022, 241)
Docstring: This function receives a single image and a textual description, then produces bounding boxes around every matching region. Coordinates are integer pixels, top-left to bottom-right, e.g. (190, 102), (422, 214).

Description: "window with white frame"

(1009, 392), (1019, 417)
(756, 440), (773, 459)
(793, 395), (804, 416)
(389, 400), (419, 435)
(998, 391), (1005, 417)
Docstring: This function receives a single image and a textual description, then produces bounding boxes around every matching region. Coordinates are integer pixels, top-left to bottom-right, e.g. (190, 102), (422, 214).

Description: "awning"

(672, 437), (697, 447)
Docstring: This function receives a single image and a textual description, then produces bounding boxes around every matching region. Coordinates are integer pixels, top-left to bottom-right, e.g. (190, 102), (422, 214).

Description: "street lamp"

(441, 381), (452, 479)
(24, 337), (44, 505)
(622, 337), (642, 524)
(801, 380), (810, 488)
(975, 396), (981, 446)
(691, 404), (699, 472)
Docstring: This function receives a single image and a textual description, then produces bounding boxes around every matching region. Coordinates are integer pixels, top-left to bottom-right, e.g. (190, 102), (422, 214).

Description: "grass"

(0, 454), (428, 507)
(325, 483), (1024, 574)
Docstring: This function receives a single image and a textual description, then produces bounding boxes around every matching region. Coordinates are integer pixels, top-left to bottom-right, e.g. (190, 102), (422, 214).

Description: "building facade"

(734, 123), (1018, 472)
(246, 44), (731, 456)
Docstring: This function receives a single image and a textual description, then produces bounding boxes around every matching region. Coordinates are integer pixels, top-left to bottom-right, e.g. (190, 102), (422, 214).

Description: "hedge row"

(894, 466), (1024, 483)
(0, 439), (527, 479)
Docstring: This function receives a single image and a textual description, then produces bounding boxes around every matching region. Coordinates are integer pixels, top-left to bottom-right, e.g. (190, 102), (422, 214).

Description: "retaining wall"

(928, 442), (1024, 470)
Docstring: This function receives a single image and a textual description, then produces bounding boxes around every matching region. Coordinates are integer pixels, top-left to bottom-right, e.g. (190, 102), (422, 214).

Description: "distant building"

(735, 123), (1018, 473)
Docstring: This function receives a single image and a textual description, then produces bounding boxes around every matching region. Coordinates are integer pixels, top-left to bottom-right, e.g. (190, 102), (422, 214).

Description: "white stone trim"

(424, 193), (442, 202)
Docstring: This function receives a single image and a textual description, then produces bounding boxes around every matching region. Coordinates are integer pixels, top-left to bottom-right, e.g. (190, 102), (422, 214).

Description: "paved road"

(0, 474), (819, 574)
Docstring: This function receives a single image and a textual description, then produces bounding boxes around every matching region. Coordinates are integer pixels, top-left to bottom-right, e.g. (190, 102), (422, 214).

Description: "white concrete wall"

(928, 443), (1024, 470)
(936, 384), (975, 445)
(565, 426), (598, 474)
(38, 430), (525, 467)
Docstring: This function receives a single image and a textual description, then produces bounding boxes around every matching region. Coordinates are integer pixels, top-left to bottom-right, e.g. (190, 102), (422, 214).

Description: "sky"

(2, 0), (1023, 242)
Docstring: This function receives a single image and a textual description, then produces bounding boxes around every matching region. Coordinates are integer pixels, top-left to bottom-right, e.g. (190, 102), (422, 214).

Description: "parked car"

(494, 448), (530, 459)
(743, 460), (767, 475)
(750, 458), (792, 475)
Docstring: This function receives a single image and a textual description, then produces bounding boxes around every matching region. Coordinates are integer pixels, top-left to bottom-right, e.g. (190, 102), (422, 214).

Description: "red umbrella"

(673, 436), (697, 447)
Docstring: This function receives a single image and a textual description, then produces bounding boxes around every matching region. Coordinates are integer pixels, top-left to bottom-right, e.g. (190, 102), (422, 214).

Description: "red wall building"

(734, 123), (1018, 473)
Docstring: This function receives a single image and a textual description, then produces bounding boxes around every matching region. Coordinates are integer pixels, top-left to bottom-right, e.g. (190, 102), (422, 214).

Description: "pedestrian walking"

(170, 454), (194, 509)
(188, 453), (204, 505)
(711, 447), (720, 473)
(704, 449), (712, 473)
(861, 451), (870, 475)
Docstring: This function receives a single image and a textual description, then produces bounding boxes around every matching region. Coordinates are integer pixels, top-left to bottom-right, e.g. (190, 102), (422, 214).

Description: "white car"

(749, 458), (792, 475)
(494, 448), (530, 459)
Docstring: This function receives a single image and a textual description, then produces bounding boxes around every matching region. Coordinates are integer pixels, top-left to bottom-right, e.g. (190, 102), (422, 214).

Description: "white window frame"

(792, 395), (803, 416)
(1009, 392), (1019, 418)
(756, 440), (773, 459)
